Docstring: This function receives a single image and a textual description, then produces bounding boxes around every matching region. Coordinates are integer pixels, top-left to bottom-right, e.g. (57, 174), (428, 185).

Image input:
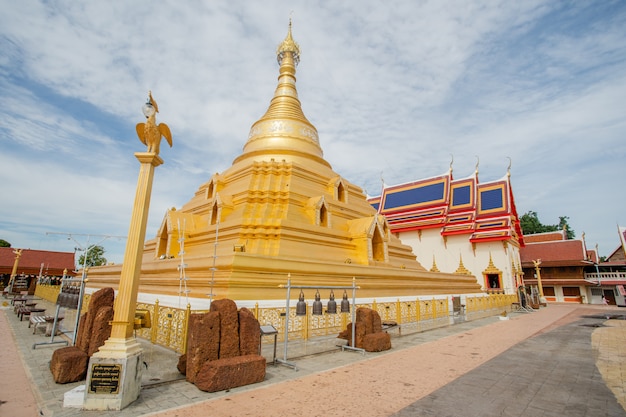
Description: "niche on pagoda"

(305, 196), (331, 228)
(328, 176), (348, 204)
(209, 193), (233, 226)
(155, 209), (207, 259)
(347, 215), (390, 265)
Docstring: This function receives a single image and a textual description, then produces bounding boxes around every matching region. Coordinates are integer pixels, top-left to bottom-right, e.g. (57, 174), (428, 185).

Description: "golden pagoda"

(87, 23), (482, 302)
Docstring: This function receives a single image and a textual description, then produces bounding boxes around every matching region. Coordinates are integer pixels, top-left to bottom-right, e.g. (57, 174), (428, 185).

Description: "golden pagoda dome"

(233, 20), (329, 169)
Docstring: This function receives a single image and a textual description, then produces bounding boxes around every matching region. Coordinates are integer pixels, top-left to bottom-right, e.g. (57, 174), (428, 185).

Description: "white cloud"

(1, 0), (625, 261)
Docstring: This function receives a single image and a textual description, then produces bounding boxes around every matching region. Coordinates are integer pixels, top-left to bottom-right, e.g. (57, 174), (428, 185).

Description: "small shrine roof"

(0, 247), (76, 276)
(523, 230), (567, 243)
(520, 239), (592, 267)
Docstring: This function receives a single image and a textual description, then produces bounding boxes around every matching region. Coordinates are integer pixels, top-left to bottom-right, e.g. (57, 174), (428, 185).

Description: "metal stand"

(33, 304), (67, 349)
(33, 276), (84, 349)
(278, 276), (362, 371)
(260, 325), (278, 365)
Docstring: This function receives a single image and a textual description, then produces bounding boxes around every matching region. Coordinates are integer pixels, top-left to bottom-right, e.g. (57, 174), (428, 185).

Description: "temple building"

(523, 227), (626, 307)
(0, 247), (76, 293)
(86, 24), (483, 307)
(368, 166), (524, 295)
(520, 230), (596, 304)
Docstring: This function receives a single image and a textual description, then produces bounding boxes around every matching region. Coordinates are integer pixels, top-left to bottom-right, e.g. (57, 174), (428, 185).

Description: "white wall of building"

(398, 229), (521, 294)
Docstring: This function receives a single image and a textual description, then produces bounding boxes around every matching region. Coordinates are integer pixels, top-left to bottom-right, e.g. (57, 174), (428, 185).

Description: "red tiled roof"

(0, 247), (76, 276)
(587, 250), (598, 264)
(522, 231), (566, 243)
(520, 239), (591, 267)
(600, 260), (626, 267)
(524, 279), (595, 286)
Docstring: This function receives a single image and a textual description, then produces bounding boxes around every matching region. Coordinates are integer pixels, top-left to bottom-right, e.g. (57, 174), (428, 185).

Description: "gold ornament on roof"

(430, 255), (440, 273)
(136, 91), (173, 155)
(454, 254), (472, 275)
(483, 253), (502, 275)
(277, 19), (300, 66)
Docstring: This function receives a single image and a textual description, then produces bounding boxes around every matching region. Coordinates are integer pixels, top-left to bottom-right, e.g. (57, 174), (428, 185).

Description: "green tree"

(557, 216), (575, 239)
(77, 245), (107, 267)
(519, 211), (575, 239)
(0, 239), (11, 247)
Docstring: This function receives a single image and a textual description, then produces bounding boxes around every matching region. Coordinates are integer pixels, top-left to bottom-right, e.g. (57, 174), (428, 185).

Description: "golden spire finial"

(277, 18), (300, 66)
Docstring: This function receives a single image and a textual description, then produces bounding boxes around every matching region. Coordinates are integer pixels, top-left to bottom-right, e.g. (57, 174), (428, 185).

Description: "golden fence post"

(445, 297), (449, 317)
(303, 309), (309, 340)
(151, 299), (160, 344)
(432, 298), (437, 319)
(372, 299), (377, 313)
(254, 302), (259, 320)
(416, 298), (421, 323)
(396, 299), (402, 325)
(181, 303), (191, 354)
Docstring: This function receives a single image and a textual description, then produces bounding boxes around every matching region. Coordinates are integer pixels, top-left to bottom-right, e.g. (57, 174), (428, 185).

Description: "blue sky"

(1, 1), (625, 265)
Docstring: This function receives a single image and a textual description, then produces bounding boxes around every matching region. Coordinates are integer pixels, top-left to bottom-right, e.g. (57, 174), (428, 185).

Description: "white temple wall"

(397, 229), (520, 294)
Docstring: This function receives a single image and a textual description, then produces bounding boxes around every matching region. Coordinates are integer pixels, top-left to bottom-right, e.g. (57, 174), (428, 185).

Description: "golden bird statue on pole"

(136, 91), (172, 155)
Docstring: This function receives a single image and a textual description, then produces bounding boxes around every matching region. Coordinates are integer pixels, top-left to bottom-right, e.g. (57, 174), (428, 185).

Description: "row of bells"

(295, 289), (350, 316)
(56, 286), (80, 309)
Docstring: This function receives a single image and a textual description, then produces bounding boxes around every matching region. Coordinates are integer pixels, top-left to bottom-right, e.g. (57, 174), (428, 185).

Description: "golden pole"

(7, 249), (23, 291)
(84, 92), (172, 411)
(110, 152), (163, 341)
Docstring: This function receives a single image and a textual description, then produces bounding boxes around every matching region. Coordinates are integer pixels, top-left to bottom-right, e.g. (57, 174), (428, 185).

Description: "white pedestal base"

(83, 347), (143, 411)
(63, 385), (85, 408)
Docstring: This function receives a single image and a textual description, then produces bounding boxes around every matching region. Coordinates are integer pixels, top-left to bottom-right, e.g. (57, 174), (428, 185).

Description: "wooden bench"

(18, 307), (45, 321)
(29, 315), (48, 334)
(30, 315), (63, 335)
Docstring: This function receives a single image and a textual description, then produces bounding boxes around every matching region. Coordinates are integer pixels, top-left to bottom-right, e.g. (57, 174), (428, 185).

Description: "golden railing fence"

(34, 284), (516, 354)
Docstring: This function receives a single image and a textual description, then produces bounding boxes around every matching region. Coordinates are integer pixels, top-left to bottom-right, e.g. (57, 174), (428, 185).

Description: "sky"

(1, 1), (625, 266)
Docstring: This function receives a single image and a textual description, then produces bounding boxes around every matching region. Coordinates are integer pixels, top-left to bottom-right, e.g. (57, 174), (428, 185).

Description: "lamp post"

(84, 92), (172, 411)
(7, 248), (23, 294)
(532, 259), (546, 305)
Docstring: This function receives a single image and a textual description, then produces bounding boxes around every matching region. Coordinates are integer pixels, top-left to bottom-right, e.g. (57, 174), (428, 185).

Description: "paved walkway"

(1, 301), (625, 416)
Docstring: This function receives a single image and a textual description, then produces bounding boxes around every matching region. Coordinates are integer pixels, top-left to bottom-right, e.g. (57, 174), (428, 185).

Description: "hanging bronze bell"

(312, 289), (323, 315)
(327, 290), (337, 314)
(57, 288), (68, 307)
(340, 290), (350, 313)
(296, 290), (307, 316)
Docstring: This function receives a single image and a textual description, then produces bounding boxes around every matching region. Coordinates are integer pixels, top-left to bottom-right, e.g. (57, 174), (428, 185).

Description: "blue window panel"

(371, 202), (380, 211)
(452, 185), (471, 206)
(481, 188), (503, 211)
(384, 182), (445, 210)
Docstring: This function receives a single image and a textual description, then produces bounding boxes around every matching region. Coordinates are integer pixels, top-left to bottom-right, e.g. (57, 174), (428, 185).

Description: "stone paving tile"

(391, 317), (626, 417)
